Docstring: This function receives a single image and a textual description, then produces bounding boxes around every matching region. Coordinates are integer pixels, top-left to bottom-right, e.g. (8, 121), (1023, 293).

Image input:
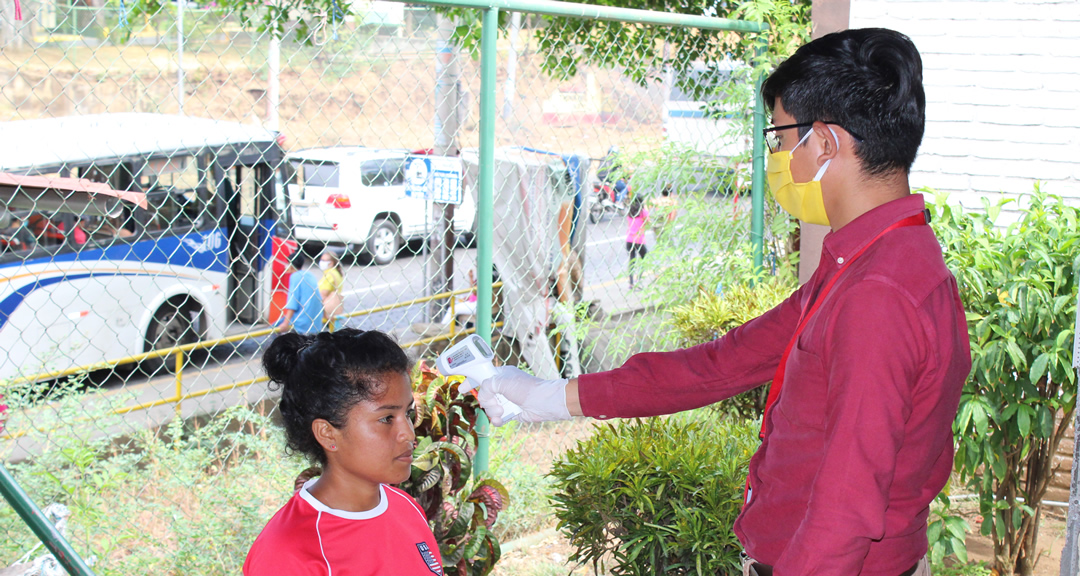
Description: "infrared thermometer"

(436, 334), (522, 421)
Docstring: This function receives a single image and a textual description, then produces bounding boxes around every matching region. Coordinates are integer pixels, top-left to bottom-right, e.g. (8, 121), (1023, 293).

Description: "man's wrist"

(565, 378), (583, 417)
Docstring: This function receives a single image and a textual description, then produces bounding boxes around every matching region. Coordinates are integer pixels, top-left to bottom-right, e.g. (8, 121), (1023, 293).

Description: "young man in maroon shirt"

(477, 28), (971, 576)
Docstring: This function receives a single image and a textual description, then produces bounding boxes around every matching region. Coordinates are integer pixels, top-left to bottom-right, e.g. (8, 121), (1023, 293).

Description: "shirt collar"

(822, 194), (927, 269)
(299, 479), (389, 520)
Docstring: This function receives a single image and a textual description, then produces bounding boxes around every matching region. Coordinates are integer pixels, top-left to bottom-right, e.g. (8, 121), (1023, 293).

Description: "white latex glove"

(477, 366), (571, 426)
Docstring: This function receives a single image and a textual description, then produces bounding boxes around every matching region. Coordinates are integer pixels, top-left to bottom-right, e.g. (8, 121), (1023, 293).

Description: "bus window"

(0, 209), (38, 258)
(144, 189), (204, 234)
(72, 211), (137, 247)
(0, 210), (68, 263)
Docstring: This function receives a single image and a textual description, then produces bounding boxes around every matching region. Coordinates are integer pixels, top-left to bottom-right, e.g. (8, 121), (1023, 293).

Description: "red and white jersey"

(244, 481), (444, 576)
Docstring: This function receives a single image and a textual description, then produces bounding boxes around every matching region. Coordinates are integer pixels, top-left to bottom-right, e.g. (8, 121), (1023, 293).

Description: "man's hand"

(477, 366), (571, 426)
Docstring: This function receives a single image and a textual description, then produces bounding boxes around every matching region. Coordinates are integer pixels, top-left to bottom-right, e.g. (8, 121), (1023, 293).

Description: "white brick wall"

(849, 0), (1080, 208)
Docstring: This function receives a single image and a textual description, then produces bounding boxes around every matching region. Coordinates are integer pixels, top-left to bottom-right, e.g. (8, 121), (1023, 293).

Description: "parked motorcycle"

(588, 180), (629, 223)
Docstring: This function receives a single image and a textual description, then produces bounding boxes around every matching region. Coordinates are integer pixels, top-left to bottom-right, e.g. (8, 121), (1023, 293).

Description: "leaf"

(927, 520), (943, 544)
(419, 467), (442, 492)
(1030, 353), (1050, 384)
(971, 403), (989, 437)
(1017, 405), (1031, 437)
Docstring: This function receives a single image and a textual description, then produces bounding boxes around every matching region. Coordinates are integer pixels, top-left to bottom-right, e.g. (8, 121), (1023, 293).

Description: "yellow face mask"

(766, 126), (838, 227)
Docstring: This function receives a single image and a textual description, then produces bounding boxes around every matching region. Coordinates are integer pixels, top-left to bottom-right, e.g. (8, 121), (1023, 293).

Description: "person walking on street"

(625, 196), (648, 289)
(318, 250), (345, 326)
(276, 252), (324, 335)
(648, 184), (678, 240)
(474, 28), (970, 576)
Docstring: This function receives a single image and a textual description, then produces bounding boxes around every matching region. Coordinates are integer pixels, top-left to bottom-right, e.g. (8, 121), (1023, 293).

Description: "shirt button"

(837, 256), (845, 264)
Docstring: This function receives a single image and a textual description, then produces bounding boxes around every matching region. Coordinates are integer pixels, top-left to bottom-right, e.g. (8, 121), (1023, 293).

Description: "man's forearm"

(566, 378), (582, 417)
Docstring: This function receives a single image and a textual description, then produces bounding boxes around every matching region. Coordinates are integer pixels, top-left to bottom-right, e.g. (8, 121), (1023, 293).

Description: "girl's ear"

(312, 418), (339, 453)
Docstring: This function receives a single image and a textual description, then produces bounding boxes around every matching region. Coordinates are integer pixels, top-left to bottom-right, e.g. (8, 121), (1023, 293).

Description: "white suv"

(286, 147), (476, 265)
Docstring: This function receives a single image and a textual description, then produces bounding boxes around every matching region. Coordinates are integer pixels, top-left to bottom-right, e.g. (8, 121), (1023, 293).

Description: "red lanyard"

(759, 211), (928, 440)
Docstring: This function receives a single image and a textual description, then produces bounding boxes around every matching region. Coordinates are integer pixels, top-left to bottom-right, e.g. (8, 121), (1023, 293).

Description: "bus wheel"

(143, 301), (201, 375)
(366, 219), (400, 266)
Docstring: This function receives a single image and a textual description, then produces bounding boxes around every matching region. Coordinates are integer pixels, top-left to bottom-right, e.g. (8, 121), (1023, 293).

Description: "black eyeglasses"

(763, 121), (864, 154)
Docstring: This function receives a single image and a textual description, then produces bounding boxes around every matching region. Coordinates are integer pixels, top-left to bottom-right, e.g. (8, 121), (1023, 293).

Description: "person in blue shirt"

(277, 251), (324, 334)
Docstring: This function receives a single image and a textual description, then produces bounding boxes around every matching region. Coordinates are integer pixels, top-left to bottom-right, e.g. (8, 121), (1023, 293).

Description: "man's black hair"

(290, 251), (308, 270)
(762, 28), (926, 176)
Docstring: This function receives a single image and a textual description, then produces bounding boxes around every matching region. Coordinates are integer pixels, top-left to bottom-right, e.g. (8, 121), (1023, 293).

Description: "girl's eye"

(380, 415), (393, 424)
(406, 408), (417, 421)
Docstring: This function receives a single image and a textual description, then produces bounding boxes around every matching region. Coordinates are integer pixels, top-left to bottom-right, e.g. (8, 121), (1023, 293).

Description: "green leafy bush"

(927, 492), (971, 567)
(928, 186), (1079, 575)
(667, 274), (796, 419)
(0, 386), (299, 575)
(549, 412), (759, 575)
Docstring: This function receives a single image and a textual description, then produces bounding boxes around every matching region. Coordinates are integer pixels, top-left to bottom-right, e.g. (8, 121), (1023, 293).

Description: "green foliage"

(532, 0), (810, 86)
(401, 364), (509, 576)
(935, 561), (993, 576)
(928, 186), (1079, 575)
(666, 273), (796, 419)
(0, 387), (299, 575)
(927, 493), (970, 568)
(487, 422), (557, 542)
(549, 412), (759, 575)
(668, 273), (795, 347)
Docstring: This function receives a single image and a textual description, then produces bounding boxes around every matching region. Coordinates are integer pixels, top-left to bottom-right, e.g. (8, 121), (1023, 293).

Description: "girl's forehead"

(356, 372), (413, 408)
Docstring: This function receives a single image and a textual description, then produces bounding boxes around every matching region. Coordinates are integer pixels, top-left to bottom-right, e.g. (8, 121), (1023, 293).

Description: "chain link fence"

(0, 1), (776, 573)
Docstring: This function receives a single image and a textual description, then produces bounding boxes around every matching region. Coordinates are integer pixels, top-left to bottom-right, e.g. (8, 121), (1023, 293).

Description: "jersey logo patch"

(416, 542), (443, 575)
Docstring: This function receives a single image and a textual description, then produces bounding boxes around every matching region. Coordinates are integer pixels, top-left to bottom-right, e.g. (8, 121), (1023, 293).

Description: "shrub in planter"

(549, 412), (759, 575)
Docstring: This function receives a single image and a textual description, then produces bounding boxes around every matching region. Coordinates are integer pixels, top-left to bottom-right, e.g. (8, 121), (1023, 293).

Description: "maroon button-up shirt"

(578, 194), (970, 576)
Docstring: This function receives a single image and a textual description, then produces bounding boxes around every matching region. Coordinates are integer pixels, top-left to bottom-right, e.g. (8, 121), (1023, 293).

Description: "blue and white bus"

(0, 113), (288, 382)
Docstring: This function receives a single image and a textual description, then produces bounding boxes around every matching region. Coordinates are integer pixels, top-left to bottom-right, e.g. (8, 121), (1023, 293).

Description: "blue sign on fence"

(404, 156), (463, 205)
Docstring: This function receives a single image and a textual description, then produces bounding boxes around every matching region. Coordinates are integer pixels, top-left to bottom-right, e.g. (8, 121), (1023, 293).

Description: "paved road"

(334, 213), (642, 334)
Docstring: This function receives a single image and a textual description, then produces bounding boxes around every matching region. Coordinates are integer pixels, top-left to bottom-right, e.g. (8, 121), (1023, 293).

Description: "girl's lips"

(396, 450), (414, 462)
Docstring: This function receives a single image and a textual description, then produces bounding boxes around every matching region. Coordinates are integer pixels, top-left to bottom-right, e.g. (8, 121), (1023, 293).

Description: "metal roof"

(287, 146), (412, 164)
(0, 113), (279, 171)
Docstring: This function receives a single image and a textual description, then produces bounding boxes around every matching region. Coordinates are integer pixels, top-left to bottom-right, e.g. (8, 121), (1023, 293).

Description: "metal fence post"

(473, 3), (499, 476)
(751, 40), (767, 274)
(0, 464), (96, 576)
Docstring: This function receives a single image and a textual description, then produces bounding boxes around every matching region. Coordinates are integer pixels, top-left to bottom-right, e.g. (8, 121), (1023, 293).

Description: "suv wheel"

(367, 219), (400, 266)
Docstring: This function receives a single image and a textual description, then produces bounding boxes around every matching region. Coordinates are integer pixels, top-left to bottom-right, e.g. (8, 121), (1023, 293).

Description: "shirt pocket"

(776, 340), (828, 431)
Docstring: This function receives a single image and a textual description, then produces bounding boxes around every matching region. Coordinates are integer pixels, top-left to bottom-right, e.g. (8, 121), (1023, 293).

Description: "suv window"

(296, 161), (340, 188)
(361, 158), (405, 187)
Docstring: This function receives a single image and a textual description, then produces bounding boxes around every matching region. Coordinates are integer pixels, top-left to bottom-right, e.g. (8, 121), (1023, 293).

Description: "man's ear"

(312, 418), (339, 453)
(812, 122), (840, 162)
